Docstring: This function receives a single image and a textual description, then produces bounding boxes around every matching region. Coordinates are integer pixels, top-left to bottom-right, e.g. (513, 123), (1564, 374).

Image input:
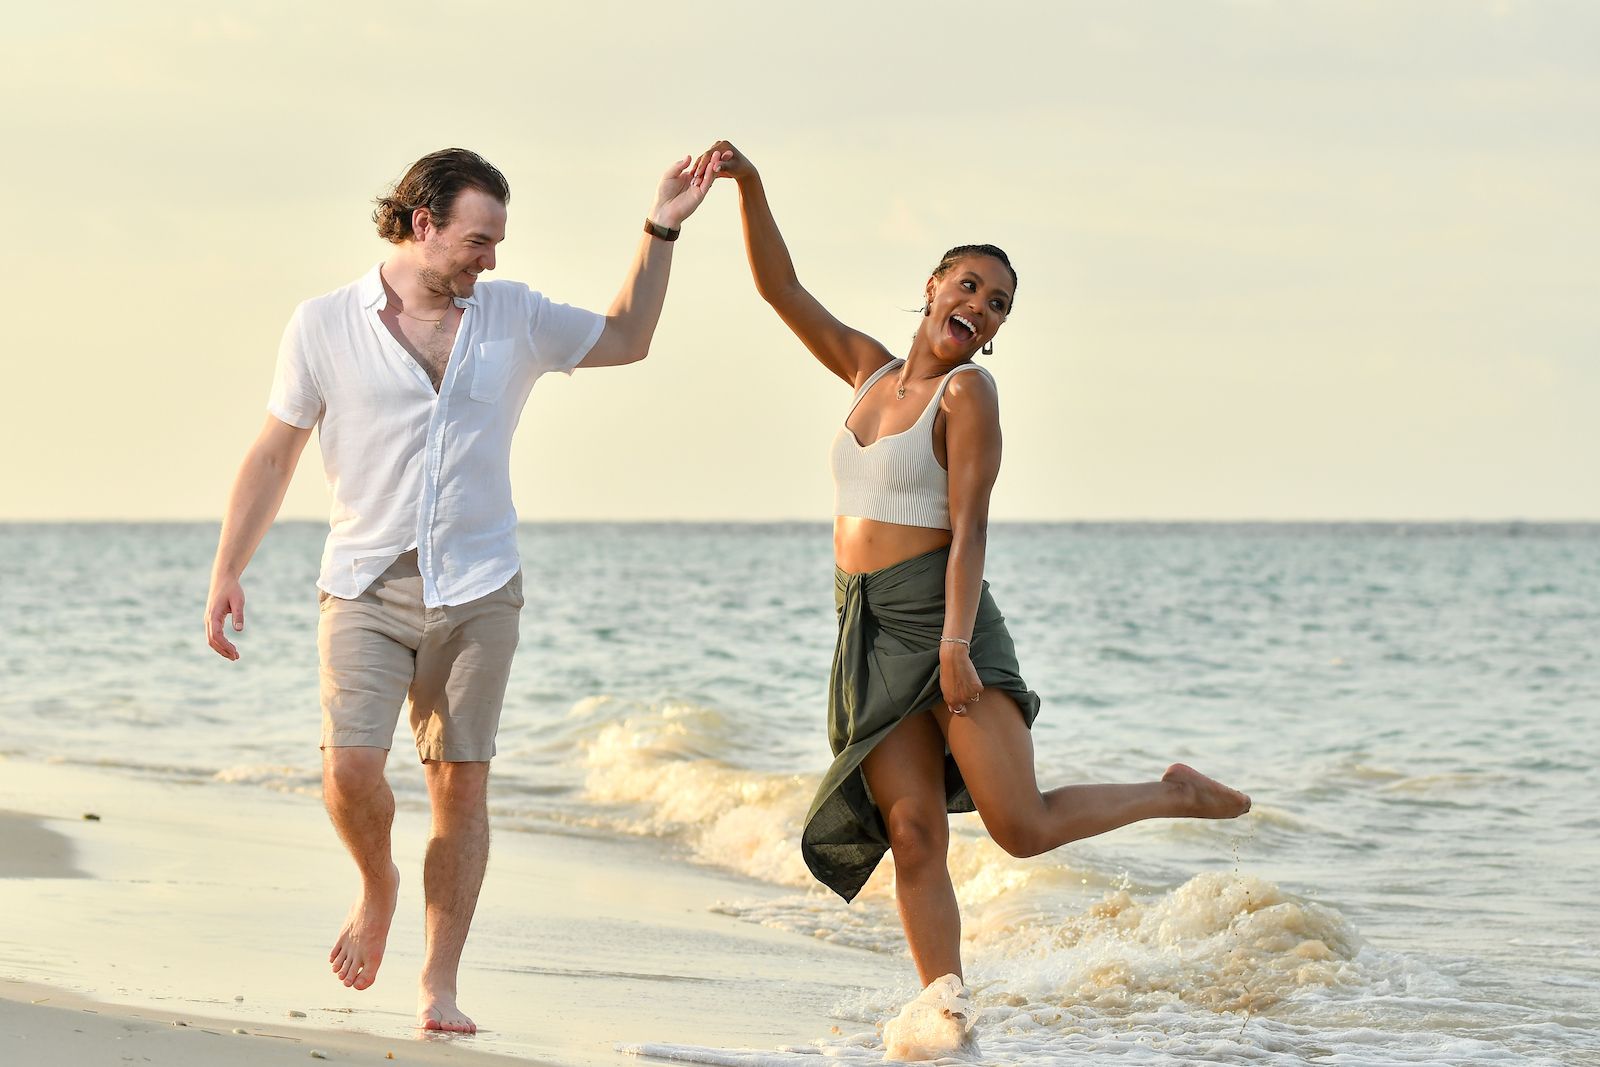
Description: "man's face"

(418, 188), (507, 298)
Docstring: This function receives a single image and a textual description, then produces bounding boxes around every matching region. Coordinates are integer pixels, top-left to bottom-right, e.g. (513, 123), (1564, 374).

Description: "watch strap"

(643, 218), (680, 242)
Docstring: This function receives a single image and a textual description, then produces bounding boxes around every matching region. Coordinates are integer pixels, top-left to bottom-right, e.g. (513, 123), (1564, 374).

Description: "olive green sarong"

(800, 546), (1041, 902)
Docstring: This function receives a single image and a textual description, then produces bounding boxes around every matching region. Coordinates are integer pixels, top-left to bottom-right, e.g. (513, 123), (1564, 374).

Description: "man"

(203, 146), (726, 1033)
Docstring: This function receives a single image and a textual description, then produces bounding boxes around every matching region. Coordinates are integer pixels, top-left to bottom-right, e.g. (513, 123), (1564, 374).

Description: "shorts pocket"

(469, 339), (516, 402)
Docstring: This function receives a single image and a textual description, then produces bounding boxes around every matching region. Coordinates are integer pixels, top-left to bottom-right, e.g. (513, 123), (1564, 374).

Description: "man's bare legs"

(863, 712), (963, 986)
(867, 695), (1251, 989)
(325, 746), (401, 991)
(416, 759), (490, 1034)
(321, 748), (490, 1032)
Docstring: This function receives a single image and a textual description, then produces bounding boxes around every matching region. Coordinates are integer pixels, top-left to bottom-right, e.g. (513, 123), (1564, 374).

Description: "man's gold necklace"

(399, 308), (451, 330)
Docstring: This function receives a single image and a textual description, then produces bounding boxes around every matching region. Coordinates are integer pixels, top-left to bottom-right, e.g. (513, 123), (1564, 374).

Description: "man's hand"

(650, 150), (731, 230)
(206, 574), (246, 661)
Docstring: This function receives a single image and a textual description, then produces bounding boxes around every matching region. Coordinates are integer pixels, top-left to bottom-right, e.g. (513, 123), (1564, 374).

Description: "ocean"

(2, 521), (1596, 1065)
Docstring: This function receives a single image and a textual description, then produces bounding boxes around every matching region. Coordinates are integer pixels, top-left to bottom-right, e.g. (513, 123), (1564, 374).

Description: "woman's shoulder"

(944, 362), (999, 396)
(940, 363), (1000, 418)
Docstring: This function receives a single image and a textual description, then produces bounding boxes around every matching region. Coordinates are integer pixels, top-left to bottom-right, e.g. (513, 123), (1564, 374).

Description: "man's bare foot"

(328, 862), (399, 990)
(1164, 763), (1252, 819)
(418, 988), (476, 1034)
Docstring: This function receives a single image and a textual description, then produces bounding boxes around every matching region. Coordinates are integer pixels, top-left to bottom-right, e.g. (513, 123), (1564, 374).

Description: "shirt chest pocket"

(469, 340), (517, 402)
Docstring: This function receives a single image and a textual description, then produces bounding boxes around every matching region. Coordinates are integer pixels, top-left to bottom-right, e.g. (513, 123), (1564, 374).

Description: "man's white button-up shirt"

(267, 264), (605, 607)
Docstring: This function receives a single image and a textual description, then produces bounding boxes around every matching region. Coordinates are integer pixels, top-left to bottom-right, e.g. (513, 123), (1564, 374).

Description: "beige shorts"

(317, 551), (522, 762)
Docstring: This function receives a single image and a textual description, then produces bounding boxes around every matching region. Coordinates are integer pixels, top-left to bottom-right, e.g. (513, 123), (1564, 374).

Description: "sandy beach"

(0, 978), (528, 1067)
(0, 756), (901, 1066)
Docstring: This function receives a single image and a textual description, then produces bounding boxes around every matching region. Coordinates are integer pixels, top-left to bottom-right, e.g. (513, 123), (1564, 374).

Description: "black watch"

(643, 218), (680, 242)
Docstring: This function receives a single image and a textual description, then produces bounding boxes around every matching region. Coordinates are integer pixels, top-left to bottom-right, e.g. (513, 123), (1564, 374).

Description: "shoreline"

(1, 977), (533, 1067)
(0, 756), (899, 1066)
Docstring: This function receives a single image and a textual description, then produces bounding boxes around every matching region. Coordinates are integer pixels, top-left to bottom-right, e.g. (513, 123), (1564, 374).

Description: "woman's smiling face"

(924, 254), (1015, 359)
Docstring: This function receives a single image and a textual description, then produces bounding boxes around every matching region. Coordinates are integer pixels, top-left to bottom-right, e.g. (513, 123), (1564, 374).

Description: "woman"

(700, 141), (1251, 1026)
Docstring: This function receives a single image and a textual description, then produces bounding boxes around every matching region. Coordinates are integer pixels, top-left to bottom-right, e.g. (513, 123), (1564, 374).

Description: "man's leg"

(317, 561), (424, 992)
(324, 746), (402, 990)
(417, 759), (490, 1033)
(407, 571), (520, 1033)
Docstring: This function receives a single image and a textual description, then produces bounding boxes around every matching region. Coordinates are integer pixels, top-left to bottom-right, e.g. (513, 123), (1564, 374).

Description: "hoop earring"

(921, 304), (930, 316)
(981, 341), (994, 356)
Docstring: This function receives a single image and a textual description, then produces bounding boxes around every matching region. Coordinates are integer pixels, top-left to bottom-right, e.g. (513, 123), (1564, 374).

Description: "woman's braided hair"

(932, 244), (1018, 307)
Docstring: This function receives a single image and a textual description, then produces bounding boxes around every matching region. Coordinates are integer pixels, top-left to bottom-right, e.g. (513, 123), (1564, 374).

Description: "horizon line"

(3, 517), (1597, 527)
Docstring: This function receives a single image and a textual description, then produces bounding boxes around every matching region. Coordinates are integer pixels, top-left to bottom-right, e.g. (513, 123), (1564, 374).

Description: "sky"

(2, 0), (1596, 521)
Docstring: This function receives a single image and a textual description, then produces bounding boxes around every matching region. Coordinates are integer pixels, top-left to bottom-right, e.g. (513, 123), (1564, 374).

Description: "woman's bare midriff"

(834, 516), (953, 575)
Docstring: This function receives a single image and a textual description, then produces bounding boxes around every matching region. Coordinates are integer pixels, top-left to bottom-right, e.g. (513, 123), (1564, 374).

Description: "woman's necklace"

(898, 359), (957, 399)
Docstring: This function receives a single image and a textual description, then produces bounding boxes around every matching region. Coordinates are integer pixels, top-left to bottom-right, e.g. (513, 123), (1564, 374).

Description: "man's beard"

(418, 262), (471, 299)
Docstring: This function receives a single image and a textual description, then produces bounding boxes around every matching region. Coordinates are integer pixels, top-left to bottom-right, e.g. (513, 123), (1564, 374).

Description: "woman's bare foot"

(328, 862), (399, 990)
(418, 987), (476, 1034)
(1164, 763), (1252, 819)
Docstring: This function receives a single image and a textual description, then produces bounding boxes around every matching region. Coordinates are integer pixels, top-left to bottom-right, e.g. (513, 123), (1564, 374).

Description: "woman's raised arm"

(702, 140), (891, 387)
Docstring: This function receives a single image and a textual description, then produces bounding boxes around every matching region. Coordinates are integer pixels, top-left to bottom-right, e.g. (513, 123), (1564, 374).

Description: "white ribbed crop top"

(830, 359), (990, 530)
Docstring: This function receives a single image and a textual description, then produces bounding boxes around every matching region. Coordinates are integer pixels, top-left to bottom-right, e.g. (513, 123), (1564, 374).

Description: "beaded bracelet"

(940, 636), (971, 647)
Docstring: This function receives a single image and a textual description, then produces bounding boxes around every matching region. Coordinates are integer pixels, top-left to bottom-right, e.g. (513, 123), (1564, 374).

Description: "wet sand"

(0, 977), (531, 1066)
(0, 757), (900, 1066)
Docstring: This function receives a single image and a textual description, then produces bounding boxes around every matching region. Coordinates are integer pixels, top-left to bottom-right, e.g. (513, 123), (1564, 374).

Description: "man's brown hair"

(373, 148), (511, 243)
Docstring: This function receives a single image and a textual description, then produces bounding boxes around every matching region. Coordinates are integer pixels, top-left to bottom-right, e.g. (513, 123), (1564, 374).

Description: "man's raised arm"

(577, 150), (729, 368)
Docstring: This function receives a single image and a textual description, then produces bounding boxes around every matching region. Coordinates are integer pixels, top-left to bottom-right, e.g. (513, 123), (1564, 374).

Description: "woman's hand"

(695, 139), (755, 184)
(940, 643), (984, 716)
(650, 150), (730, 230)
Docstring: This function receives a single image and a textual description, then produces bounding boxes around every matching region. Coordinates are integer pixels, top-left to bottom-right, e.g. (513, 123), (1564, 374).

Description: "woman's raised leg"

(933, 693), (1250, 859)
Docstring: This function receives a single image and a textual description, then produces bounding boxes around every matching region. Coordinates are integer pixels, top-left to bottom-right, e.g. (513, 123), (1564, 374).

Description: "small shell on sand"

(232, 1028), (248, 1035)
(288, 1010), (307, 1018)
(310, 1052), (328, 1060)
